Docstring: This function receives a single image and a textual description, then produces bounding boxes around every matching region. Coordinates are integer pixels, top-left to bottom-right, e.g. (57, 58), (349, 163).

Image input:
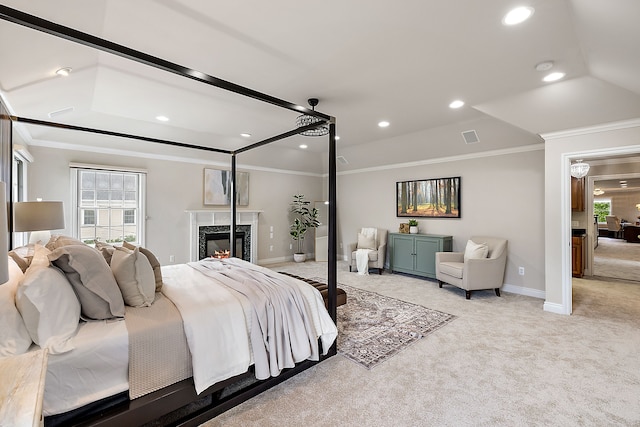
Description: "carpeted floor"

(200, 261), (640, 427)
(593, 237), (640, 282)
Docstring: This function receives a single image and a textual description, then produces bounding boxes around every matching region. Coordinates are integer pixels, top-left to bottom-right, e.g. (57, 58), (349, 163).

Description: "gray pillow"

(49, 245), (125, 320)
(123, 242), (164, 292)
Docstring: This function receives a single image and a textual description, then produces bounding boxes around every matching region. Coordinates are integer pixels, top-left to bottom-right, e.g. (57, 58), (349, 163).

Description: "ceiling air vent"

(461, 130), (479, 144)
(337, 155), (349, 165)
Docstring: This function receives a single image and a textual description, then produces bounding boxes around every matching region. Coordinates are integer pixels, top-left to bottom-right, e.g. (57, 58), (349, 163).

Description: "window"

(594, 200), (611, 223)
(72, 166), (146, 245)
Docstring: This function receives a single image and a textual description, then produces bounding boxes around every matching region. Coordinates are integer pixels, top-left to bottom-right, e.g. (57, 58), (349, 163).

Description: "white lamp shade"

(14, 201), (65, 232)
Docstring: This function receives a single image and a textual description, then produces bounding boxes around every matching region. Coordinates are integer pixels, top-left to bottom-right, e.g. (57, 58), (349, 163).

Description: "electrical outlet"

(518, 267), (525, 276)
(289, 243), (292, 250)
(572, 220), (579, 227)
(270, 232), (273, 239)
(269, 245), (273, 252)
(169, 255), (175, 263)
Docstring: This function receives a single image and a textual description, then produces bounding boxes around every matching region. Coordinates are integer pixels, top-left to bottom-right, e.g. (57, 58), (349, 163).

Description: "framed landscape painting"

(396, 176), (460, 218)
(203, 168), (249, 206)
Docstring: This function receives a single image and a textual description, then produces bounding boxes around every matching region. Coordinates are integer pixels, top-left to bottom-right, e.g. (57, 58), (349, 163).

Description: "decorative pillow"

(357, 233), (376, 250)
(0, 257), (32, 356)
(49, 245), (125, 320)
(111, 246), (155, 307)
(8, 244), (36, 272)
(464, 240), (489, 262)
(45, 234), (85, 251)
(95, 240), (116, 265)
(15, 245), (81, 354)
(123, 241), (163, 291)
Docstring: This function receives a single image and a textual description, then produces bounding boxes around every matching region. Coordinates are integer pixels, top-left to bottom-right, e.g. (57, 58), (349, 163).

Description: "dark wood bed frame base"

(46, 346), (336, 427)
(1, 5), (339, 426)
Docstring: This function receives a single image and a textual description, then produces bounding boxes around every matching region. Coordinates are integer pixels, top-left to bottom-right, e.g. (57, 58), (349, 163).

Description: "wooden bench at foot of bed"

(278, 272), (347, 307)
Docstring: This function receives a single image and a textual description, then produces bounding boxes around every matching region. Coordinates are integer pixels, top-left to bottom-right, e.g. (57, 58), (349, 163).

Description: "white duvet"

(162, 257), (337, 394)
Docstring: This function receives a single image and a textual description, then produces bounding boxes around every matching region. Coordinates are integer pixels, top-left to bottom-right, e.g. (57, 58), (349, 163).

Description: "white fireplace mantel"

(186, 209), (262, 262)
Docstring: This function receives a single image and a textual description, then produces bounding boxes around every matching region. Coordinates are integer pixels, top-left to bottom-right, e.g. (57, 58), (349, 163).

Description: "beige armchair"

(606, 215), (622, 238)
(435, 236), (508, 299)
(349, 228), (387, 274)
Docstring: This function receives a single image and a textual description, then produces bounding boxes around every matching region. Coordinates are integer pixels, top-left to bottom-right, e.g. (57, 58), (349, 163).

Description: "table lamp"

(14, 200), (65, 244)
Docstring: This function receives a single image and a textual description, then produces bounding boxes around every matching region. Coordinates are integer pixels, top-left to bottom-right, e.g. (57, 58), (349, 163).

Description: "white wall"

(543, 119), (640, 314)
(27, 146), (323, 265)
(336, 146), (546, 295)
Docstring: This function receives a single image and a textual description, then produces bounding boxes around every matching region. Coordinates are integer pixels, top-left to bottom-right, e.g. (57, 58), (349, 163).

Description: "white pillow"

(0, 257), (33, 357)
(464, 240), (489, 262)
(15, 245), (81, 354)
(357, 233), (376, 250)
(111, 246), (156, 307)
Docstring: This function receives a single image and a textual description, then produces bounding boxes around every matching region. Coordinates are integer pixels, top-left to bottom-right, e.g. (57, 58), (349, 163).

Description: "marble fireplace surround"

(186, 210), (262, 263)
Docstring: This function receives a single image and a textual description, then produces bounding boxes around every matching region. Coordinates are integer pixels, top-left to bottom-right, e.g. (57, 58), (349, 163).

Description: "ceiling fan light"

(296, 98), (329, 137)
(570, 160), (590, 178)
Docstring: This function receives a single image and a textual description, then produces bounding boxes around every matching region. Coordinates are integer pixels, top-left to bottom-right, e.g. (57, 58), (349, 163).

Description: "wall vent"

(461, 130), (479, 144)
(337, 155), (349, 165)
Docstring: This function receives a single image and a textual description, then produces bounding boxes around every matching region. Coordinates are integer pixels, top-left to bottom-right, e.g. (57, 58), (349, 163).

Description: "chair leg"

(378, 268), (383, 275)
(495, 288), (501, 297)
(465, 290), (471, 300)
(438, 280), (443, 288)
(349, 265), (352, 272)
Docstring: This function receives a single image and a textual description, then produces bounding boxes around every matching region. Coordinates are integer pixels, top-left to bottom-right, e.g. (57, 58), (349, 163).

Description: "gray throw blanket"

(189, 259), (320, 380)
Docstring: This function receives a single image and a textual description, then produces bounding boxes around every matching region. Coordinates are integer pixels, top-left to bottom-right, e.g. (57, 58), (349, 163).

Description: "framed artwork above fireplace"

(203, 168), (249, 206)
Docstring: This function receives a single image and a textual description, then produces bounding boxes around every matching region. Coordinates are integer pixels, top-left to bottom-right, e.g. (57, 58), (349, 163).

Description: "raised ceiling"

(1, 0), (639, 171)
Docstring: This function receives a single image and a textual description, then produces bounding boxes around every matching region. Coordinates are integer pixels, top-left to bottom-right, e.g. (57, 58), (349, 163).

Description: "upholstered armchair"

(435, 236), (508, 299)
(349, 228), (387, 274)
(606, 215), (622, 238)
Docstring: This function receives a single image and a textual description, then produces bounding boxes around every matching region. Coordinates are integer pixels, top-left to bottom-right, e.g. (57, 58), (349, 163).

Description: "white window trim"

(70, 165), (147, 246)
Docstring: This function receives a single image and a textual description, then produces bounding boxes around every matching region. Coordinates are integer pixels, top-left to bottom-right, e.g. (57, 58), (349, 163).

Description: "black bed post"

(230, 154), (237, 259)
(327, 120), (337, 325)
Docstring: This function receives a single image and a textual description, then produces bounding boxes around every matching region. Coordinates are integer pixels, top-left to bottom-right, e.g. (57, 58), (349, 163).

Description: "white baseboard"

(543, 301), (570, 315)
(502, 283), (546, 299)
(258, 255), (292, 265)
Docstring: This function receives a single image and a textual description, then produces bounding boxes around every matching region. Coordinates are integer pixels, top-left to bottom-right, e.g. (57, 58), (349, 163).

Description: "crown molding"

(540, 118), (640, 141)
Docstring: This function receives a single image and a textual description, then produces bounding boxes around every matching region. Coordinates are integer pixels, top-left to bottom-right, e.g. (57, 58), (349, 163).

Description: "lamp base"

(28, 230), (52, 245)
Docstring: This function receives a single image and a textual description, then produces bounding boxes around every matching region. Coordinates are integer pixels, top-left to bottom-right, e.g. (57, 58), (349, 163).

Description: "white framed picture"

(203, 168), (249, 206)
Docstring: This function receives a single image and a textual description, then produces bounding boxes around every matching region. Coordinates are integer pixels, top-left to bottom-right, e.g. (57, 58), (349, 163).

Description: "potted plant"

(289, 194), (320, 262)
(408, 219), (419, 234)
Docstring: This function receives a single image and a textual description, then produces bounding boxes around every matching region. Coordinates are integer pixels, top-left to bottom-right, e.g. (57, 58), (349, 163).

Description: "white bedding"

(43, 319), (128, 416)
(42, 258), (338, 413)
(162, 257), (338, 394)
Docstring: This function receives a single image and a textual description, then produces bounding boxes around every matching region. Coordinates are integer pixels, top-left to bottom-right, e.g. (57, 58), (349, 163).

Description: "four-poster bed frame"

(0, 5), (338, 426)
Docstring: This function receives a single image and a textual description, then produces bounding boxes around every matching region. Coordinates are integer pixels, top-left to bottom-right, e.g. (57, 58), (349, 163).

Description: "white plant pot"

(409, 226), (418, 234)
(293, 253), (306, 263)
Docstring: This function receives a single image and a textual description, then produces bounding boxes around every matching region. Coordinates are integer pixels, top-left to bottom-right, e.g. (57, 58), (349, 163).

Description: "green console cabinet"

(389, 233), (453, 279)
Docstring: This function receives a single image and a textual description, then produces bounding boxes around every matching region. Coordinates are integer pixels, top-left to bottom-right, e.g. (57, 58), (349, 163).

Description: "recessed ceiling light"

(240, 133), (251, 138)
(378, 121), (390, 128)
(543, 72), (566, 82)
(55, 67), (72, 77)
(449, 100), (465, 109)
(535, 61), (554, 72)
(155, 115), (169, 122)
(502, 6), (534, 26)
(299, 144), (308, 149)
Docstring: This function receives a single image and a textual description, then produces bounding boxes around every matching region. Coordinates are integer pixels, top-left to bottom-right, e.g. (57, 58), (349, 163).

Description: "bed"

(0, 5), (339, 426)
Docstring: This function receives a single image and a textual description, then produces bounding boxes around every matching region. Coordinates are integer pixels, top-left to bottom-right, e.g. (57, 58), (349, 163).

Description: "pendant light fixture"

(296, 98), (329, 137)
(570, 159), (590, 179)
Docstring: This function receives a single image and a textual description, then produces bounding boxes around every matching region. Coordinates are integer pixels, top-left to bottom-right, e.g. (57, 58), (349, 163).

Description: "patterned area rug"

(324, 282), (456, 369)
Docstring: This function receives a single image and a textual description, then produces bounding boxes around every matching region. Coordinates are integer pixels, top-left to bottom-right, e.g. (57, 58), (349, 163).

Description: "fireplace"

(187, 209), (261, 263)
(198, 225), (251, 261)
